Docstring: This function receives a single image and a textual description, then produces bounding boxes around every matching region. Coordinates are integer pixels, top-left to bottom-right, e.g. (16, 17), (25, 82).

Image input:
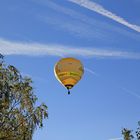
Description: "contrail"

(0, 38), (140, 59)
(35, 0), (140, 42)
(69, 0), (140, 33)
(84, 67), (99, 76)
(109, 137), (123, 140)
(122, 88), (140, 99)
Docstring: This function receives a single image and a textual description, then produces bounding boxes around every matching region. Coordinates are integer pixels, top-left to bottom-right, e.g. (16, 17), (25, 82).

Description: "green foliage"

(0, 55), (48, 140)
(122, 122), (140, 140)
(122, 128), (134, 140)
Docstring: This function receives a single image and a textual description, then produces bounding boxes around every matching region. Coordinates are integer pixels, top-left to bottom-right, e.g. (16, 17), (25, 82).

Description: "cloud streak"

(109, 137), (123, 140)
(122, 88), (140, 99)
(0, 38), (140, 59)
(42, 15), (103, 40)
(69, 0), (140, 33)
(36, 0), (119, 42)
(84, 68), (99, 76)
(34, 0), (140, 42)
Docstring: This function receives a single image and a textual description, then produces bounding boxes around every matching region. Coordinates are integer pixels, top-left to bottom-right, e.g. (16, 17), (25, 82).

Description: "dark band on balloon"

(65, 84), (73, 89)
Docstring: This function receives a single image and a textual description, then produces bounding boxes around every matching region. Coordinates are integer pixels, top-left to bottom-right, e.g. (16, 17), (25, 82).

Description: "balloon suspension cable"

(67, 88), (71, 95)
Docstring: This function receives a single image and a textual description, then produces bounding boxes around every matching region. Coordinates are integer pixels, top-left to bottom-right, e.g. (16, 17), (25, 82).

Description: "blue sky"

(0, 0), (140, 140)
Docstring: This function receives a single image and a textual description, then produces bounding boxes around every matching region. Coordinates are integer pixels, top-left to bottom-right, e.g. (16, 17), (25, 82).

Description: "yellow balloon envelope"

(54, 57), (84, 94)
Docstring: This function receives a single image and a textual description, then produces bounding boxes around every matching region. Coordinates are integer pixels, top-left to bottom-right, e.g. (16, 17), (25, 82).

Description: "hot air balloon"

(54, 57), (84, 94)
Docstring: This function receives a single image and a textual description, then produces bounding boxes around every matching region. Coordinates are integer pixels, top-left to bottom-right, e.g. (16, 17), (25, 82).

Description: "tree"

(122, 122), (140, 140)
(136, 126), (140, 140)
(0, 55), (48, 140)
(122, 128), (134, 140)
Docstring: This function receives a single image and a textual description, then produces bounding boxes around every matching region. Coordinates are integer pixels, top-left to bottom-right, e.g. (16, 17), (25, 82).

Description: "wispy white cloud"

(36, 1), (117, 42)
(69, 0), (140, 33)
(122, 88), (140, 99)
(0, 38), (140, 59)
(40, 14), (107, 41)
(34, 0), (140, 42)
(109, 137), (123, 140)
(84, 67), (99, 76)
